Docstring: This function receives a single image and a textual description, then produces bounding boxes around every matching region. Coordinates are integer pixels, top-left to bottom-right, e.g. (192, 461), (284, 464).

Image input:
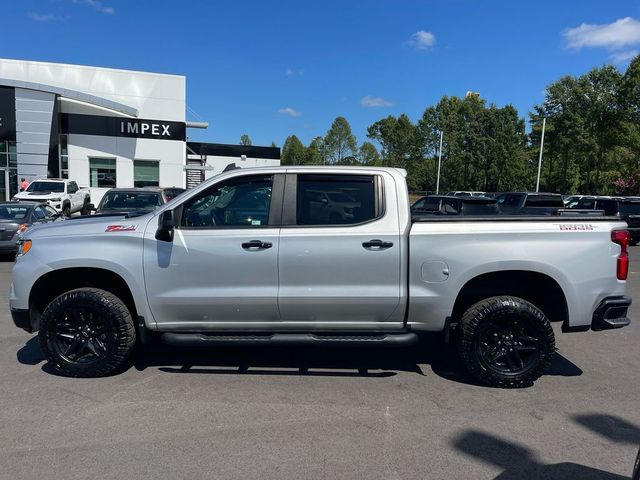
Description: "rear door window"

(296, 174), (379, 225)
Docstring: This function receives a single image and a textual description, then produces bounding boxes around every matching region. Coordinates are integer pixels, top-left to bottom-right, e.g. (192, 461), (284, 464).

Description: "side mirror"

(155, 210), (175, 242)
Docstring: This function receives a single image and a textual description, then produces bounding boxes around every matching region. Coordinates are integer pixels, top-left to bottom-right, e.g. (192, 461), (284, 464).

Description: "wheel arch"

(451, 270), (568, 325)
(29, 267), (138, 332)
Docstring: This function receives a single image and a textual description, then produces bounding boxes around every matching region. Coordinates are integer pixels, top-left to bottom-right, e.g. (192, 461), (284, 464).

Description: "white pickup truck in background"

(9, 166), (632, 387)
(12, 178), (91, 217)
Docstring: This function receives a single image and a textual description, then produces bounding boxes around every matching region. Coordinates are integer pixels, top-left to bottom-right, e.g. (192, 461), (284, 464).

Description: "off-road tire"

(80, 200), (90, 216)
(62, 203), (71, 218)
(457, 296), (555, 388)
(38, 288), (136, 377)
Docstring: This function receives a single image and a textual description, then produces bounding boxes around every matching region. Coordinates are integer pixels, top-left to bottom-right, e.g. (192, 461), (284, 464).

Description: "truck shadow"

(16, 334), (583, 384)
(130, 333), (582, 385)
(452, 429), (630, 479)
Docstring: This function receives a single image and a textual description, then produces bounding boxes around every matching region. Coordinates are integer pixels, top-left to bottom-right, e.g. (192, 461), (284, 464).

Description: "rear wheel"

(457, 296), (555, 388)
(38, 288), (136, 377)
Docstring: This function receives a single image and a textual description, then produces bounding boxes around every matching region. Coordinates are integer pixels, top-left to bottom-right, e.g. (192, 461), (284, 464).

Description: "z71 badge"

(105, 225), (137, 232)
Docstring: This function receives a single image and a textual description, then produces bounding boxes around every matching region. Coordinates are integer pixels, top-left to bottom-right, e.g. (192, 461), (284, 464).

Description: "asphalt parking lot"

(0, 253), (639, 480)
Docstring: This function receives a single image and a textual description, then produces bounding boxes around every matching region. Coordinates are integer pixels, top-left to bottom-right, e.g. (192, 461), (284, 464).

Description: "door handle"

(242, 240), (273, 250)
(362, 239), (393, 249)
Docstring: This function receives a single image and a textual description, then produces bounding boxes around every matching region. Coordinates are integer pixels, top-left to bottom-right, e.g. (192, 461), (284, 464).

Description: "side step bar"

(160, 332), (419, 348)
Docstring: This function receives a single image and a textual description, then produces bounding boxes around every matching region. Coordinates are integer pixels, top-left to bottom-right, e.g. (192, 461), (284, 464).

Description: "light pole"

(436, 130), (443, 194)
(535, 117), (546, 192)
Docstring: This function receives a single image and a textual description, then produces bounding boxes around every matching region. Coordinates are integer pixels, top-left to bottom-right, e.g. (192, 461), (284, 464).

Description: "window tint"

(0, 205), (28, 220)
(182, 175), (272, 228)
(33, 206), (47, 220)
(68, 182), (78, 194)
(461, 201), (500, 215)
(98, 192), (163, 212)
(503, 194), (524, 207)
(578, 199), (596, 209)
(619, 203), (640, 215)
(525, 195), (564, 207)
(44, 206), (58, 217)
(441, 198), (459, 214)
(27, 181), (65, 193)
(296, 174), (377, 225)
(595, 200), (618, 216)
(411, 198), (426, 210)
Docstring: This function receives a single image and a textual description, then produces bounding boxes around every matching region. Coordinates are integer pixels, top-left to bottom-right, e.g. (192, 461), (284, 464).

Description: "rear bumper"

(591, 296), (631, 331)
(11, 308), (33, 333)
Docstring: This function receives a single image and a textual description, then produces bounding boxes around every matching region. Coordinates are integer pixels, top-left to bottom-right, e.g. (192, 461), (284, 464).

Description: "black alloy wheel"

(50, 307), (111, 365)
(457, 296), (556, 388)
(38, 288), (136, 377)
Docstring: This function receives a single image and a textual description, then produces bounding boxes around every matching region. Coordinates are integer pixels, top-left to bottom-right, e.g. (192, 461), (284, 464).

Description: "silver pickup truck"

(10, 167), (632, 387)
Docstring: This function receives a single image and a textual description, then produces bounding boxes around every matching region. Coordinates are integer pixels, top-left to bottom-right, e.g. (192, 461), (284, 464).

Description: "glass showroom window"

(89, 158), (116, 188)
(134, 160), (159, 187)
(59, 135), (69, 179)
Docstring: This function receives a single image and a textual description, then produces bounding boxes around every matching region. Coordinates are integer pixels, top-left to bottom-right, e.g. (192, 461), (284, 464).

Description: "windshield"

(619, 203), (640, 215)
(98, 192), (163, 211)
(0, 205), (29, 220)
(26, 181), (64, 193)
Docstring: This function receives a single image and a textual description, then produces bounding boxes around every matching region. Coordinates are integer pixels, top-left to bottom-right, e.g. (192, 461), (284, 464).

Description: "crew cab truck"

(10, 167), (632, 387)
(12, 179), (90, 217)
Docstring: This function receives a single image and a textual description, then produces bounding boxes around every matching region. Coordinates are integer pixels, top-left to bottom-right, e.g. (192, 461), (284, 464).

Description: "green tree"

(530, 63), (629, 194)
(305, 136), (327, 165)
(240, 134), (252, 146)
(270, 141), (277, 148)
(324, 117), (357, 164)
(281, 135), (306, 165)
(358, 142), (382, 166)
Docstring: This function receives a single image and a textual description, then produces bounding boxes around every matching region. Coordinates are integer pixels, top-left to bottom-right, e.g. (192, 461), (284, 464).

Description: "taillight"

(611, 230), (630, 280)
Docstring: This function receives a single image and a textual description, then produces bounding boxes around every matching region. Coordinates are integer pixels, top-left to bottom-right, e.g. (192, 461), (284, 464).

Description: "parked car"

(161, 187), (186, 202)
(411, 195), (500, 216)
(92, 188), (167, 215)
(12, 179), (91, 217)
(495, 192), (565, 215)
(11, 166), (632, 389)
(572, 196), (640, 244)
(0, 201), (62, 253)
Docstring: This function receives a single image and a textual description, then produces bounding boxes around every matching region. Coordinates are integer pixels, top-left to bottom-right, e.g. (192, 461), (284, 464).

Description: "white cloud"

(406, 30), (436, 50)
(610, 49), (639, 64)
(72, 0), (115, 14)
(278, 107), (301, 117)
(285, 68), (303, 76)
(360, 95), (394, 108)
(28, 12), (59, 21)
(563, 17), (640, 49)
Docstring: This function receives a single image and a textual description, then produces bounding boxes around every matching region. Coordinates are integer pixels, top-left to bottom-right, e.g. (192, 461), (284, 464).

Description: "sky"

(4, 0), (640, 147)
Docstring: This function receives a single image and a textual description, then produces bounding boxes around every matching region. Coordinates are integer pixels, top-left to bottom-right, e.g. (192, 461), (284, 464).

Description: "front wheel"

(38, 288), (136, 377)
(456, 296), (555, 388)
(62, 204), (71, 217)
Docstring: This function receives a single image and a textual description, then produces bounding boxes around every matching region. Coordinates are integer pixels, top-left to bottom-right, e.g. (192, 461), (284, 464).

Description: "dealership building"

(0, 59), (280, 204)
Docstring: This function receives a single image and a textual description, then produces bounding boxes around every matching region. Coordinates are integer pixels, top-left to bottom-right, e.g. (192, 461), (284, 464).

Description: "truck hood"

(13, 191), (63, 200)
(24, 213), (154, 239)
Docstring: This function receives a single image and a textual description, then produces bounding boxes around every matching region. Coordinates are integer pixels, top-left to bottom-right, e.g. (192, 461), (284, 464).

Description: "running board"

(160, 332), (418, 347)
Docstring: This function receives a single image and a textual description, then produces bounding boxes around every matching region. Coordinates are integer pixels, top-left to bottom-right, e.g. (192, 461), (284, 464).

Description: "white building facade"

(0, 59), (280, 205)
